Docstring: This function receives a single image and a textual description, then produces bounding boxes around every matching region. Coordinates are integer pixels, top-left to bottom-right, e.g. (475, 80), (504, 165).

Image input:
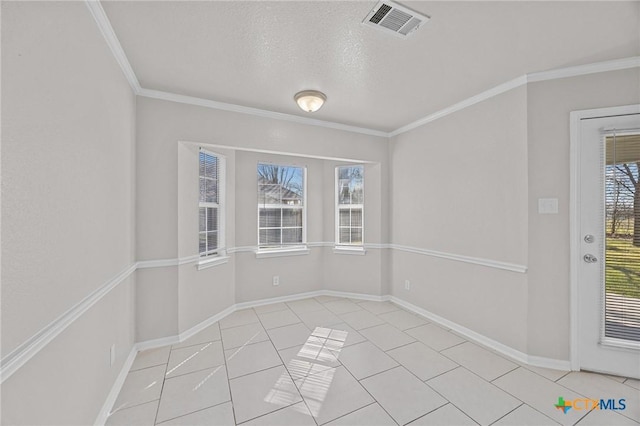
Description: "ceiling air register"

(363, 1), (430, 37)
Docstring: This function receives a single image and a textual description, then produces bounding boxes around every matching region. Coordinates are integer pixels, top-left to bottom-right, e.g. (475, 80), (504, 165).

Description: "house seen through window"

(337, 165), (364, 246)
(258, 163), (305, 248)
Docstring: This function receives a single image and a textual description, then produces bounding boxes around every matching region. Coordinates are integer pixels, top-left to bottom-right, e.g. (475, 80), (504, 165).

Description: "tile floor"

(107, 296), (640, 426)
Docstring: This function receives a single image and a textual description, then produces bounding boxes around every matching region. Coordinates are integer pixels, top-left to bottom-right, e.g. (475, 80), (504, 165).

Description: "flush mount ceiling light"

(294, 90), (326, 113)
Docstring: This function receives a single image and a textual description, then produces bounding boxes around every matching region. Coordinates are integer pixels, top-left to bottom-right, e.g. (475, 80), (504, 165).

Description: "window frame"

(256, 162), (308, 256)
(335, 164), (365, 252)
(198, 148), (226, 261)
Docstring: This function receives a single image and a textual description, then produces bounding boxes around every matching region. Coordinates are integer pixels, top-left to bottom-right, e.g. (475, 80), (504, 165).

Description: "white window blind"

(258, 163), (305, 248)
(336, 165), (364, 246)
(604, 133), (640, 342)
(199, 149), (223, 257)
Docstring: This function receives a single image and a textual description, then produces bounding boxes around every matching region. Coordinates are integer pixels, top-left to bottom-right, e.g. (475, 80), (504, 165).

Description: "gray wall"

(525, 69), (640, 360)
(1, 2), (136, 425)
(389, 69), (640, 360)
(134, 96), (389, 341)
(390, 86), (529, 352)
(2, 2), (639, 424)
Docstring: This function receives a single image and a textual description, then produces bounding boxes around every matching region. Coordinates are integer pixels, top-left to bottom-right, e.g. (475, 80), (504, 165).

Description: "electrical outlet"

(273, 275), (280, 286)
(404, 280), (411, 290)
(110, 344), (116, 367)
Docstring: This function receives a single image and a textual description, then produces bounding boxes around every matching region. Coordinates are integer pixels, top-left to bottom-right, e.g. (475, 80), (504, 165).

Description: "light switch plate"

(538, 198), (559, 214)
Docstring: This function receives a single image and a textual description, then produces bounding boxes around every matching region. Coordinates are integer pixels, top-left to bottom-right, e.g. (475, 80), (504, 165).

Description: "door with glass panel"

(577, 109), (640, 379)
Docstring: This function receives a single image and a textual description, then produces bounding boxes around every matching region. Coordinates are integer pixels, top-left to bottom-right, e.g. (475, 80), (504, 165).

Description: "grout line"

(339, 365), (400, 426)
(311, 402), (384, 426)
(218, 322), (239, 426)
(170, 338), (223, 351)
(164, 363), (226, 381)
(553, 370), (571, 382)
(234, 401), (308, 425)
(155, 400), (232, 425)
(355, 364), (402, 382)
(487, 402), (524, 425)
(382, 339), (418, 353)
(153, 350), (171, 425)
(489, 365), (520, 383)
(227, 363), (285, 382)
(109, 398), (160, 417)
(402, 401), (452, 426)
(438, 339), (468, 352)
(423, 365), (462, 382)
(128, 362), (170, 373)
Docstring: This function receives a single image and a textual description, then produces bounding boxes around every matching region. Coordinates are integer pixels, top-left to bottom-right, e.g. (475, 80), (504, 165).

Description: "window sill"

(197, 255), (230, 270)
(255, 247), (310, 259)
(333, 246), (367, 255)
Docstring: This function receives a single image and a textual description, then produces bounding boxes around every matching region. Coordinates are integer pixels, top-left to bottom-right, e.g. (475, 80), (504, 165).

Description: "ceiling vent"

(363, 1), (429, 38)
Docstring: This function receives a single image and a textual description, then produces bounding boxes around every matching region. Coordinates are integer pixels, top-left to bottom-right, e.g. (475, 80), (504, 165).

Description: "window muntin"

(199, 150), (222, 256)
(258, 163), (305, 248)
(336, 165), (364, 246)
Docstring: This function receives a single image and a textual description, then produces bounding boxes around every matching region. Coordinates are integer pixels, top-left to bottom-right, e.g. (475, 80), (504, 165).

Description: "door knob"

(583, 254), (598, 263)
(584, 234), (595, 243)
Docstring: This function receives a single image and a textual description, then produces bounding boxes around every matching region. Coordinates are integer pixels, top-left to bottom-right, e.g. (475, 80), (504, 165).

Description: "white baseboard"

(390, 296), (571, 372)
(135, 335), (180, 352)
(235, 290), (325, 310)
(178, 305), (236, 342)
(94, 345), (138, 426)
(527, 355), (572, 371)
(324, 289), (390, 302)
(390, 296), (530, 365)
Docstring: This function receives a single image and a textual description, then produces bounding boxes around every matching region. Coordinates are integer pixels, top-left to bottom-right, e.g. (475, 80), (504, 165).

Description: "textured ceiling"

(102, 1), (640, 132)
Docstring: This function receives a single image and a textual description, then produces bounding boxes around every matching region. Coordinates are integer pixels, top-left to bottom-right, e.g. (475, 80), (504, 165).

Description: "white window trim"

(335, 165), (365, 249)
(256, 163), (308, 255)
(197, 255), (230, 270)
(199, 148), (226, 262)
(255, 246), (310, 259)
(333, 246), (366, 255)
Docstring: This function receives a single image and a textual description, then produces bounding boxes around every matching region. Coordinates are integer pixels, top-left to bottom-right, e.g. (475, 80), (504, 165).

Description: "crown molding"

(86, 0), (639, 141)
(84, 0), (140, 93)
(137, 88), (389, 138)
(390, 56), (640, 137)
(389, 75), (528, 137)
(526, 56), (640, 83)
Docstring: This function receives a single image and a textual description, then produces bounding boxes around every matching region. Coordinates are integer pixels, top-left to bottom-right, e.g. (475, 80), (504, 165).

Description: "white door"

(576, 106), (640, 379)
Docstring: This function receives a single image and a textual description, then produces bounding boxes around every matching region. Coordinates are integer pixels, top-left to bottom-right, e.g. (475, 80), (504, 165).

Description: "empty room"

(2, 1), (640, 425)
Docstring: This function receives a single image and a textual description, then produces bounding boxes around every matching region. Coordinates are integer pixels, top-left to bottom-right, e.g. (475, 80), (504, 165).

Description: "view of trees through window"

(604, 134), (640, 341)
(258, 163), (304, 248)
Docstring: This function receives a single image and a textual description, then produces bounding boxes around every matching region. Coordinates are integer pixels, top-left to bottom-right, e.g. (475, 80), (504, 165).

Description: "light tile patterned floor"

(107, 297), (640, 426)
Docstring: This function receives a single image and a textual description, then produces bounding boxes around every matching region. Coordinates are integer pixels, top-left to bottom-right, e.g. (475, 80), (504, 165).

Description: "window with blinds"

(604, 133), (640, 342)
(258, 163), (305, 248)
(199, 149), (223, 257)
(336, 165), (364, 246)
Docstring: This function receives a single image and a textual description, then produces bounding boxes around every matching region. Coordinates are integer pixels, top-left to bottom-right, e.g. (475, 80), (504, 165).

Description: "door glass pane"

(604, 133), (640, 342)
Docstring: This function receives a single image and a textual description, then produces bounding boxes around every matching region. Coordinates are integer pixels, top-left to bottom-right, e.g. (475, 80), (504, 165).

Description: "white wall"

(1, 2), (136, 424)
(390, 86), (529, 352)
